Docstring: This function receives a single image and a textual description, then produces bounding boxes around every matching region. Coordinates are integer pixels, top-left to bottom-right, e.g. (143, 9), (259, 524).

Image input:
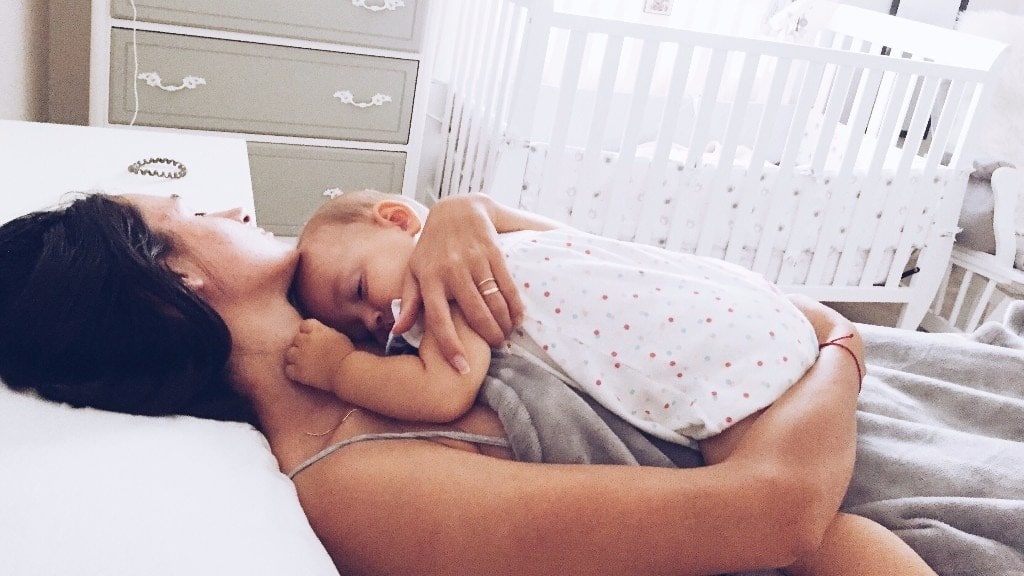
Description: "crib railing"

(433, 0), (1006, 330)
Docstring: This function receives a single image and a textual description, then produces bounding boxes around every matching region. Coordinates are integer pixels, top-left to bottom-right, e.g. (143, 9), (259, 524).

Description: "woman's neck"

(223, 295), (346, 448)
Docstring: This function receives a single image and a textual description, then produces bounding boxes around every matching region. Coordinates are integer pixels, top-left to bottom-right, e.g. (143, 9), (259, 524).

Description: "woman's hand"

(393, 194), (524, 372)
(393, 194), (563, 372)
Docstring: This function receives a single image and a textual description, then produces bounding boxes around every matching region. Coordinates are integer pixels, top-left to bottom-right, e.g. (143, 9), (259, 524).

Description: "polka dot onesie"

(496, 228), (818, 448)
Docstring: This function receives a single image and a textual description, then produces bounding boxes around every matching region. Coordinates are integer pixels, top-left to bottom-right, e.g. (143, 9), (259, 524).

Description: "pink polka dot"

(743, 392), (750, 398)
(706, 317), (713, 323)
(668, 317), (675, 323)
(663, 403), (670, 409)
(724, 362), (732, 368)
(542, 345), (549, 351)
(649, 352), (657, 358)
(711, 391), (718, 397)
(676, 372), (683, 378)
(632, 293), (639, 299)
(595, 379), (601, 386)
(524, 282), (531, 289)
(602, 294), (608, 300)
(782, 356), (789, 362)
(566, 242), (573, 247)
(594, 329), (600, 336)
(614, 363), (621, 369)
(554, 308), (561, 314)
(585, 249), (591, 255)
(669, 361), (676, 367)
(623, 324), (631, 330)
(725, 417), (733, 423)
(611, 351), (618, 357)
(728, 307), (734, 313)
(544, 291), (550, 297)
(756, 360), (763, 367)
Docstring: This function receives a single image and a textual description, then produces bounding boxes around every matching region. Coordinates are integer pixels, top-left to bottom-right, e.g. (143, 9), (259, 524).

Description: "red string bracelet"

(819, 334), (863, 391)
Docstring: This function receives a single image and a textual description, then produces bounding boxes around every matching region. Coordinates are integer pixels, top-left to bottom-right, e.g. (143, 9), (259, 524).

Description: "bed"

(1, 120), (1022, 575)
(433, 0), (1008, 330)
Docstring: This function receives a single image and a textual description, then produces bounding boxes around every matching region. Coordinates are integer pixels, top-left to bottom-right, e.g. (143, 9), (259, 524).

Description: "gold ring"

(477, 277), (496, 289)
(481, 287), (501, 297)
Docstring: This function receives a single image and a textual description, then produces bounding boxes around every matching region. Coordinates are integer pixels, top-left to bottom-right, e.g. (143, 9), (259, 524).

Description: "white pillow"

(0, 382), (338, 576)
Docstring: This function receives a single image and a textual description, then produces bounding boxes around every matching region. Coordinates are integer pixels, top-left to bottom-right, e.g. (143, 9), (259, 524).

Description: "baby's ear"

(374, 200), (422, 235)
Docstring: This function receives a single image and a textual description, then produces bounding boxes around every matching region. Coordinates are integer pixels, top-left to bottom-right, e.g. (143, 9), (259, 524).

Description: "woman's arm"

(285, 312), (492, 423)
(295, 301), (863, 576)
(393, 193), (563, 371)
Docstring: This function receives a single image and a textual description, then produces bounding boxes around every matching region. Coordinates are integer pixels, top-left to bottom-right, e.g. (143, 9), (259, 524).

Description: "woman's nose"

(205, 207), (253, 224)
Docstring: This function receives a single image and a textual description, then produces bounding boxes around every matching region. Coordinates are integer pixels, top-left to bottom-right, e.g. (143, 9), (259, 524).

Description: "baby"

(286, 189), (936, 576)
(287, 189), (821, 447)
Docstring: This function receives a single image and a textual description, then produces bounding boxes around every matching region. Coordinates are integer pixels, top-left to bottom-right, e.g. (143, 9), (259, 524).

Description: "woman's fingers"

(420, 279), (471, 373)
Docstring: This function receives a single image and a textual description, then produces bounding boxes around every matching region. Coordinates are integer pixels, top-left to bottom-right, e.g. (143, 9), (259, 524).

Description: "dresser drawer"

(248, 142), (406, 236)
(108, 29), (418, 144)
(110, 0), (429, 52)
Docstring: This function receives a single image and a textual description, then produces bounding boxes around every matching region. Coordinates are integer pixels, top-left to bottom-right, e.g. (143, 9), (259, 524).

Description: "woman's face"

(122, 194), (298, 301)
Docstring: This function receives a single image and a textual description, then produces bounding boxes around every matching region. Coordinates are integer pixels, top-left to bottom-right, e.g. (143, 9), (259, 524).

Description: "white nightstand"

(49, 0), (435, 235)
(0, 119), (254, 225)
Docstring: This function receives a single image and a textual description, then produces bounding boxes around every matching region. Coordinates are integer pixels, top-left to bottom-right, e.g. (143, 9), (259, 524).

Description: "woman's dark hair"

(0, 194), (255, 423)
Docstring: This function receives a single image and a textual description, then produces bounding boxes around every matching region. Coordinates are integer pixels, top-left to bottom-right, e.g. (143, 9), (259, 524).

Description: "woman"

(0, 192), (864, 575)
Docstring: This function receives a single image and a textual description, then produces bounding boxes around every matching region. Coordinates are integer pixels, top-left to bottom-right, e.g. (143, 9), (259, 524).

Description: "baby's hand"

(285, 318), (356, 392)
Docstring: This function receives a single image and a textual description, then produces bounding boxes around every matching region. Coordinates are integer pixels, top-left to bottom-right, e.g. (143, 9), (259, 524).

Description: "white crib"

(432, 0), (1007, 329)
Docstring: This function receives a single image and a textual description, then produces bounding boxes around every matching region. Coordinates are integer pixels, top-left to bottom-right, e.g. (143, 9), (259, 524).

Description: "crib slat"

(966, 278), (999, 333)
(664, 47), (730, 253)
(775, 62), (858, 286)
(694, 50), (761, 257)
(477, 2), (525, 199)
(750, 59), (827, 279)
(436, 0), (475, 198)
(536, 29), (588, 220)
(863, 74), (942, 288)
(803, 63), (884, 285)
(634, 42), (696, 247)
(602, 37), (660, 241)
(723, 56), (794, 266)
(458, 0), (505, 197)
(446, 0), (494, 197)
(831, 69), (913, 287)
(947, 269), (975, 328)
(568, 34), (625, 232)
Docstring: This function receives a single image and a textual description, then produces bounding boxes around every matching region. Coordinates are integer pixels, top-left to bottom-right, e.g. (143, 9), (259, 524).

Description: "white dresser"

(49, 0), (435, 235)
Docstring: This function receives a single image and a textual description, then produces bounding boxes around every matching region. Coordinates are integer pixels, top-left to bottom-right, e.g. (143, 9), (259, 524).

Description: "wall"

(0, 0), (48, 121)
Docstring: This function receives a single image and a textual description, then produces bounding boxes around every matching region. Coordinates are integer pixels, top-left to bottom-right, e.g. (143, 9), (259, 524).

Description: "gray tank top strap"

(288, 430), (511, 479)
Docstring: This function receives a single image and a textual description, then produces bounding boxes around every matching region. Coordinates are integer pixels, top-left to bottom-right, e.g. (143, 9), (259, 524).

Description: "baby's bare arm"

(285, 315), (491, 423)
(284, 319), (357, 393)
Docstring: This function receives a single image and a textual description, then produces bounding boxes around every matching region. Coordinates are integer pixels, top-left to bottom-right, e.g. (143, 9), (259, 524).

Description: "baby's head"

(295, 190), (426, 345)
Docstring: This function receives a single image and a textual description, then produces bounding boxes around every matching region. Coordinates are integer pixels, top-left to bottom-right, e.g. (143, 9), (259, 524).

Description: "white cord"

(129, 0), (140, 126)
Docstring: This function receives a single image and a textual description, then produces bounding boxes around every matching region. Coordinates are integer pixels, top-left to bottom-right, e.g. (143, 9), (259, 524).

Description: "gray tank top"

(288, 430), (511, 479)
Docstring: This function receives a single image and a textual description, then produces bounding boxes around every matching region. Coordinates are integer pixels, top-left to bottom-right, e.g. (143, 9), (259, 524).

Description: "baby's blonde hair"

(300, 189), (427, 242)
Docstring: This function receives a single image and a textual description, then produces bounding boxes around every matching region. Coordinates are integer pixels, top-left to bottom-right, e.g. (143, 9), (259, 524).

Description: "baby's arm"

(285, 311), (492, 423)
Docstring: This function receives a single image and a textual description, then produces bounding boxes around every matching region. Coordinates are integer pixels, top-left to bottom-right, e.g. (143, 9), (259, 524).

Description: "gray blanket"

(482, 305), (1024, 576)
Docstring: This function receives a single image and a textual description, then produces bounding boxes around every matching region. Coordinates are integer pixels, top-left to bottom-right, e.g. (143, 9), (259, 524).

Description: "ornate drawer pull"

(351, 0), (406, 12)
(137, 72), (207, 92)
(333, 90), (392, 108)
(128, 157), (188, 179)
